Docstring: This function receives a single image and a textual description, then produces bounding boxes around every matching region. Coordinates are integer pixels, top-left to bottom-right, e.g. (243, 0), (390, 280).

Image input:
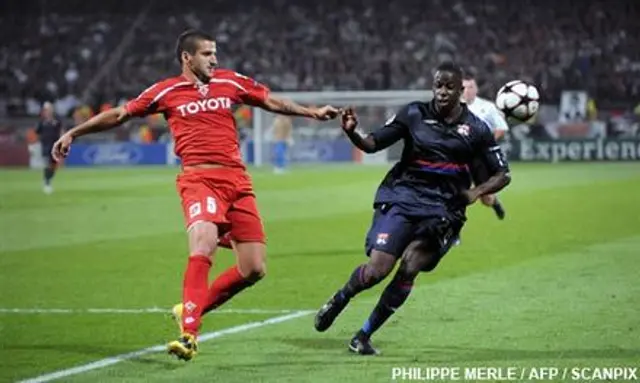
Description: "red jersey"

(125, 69), (270, 168)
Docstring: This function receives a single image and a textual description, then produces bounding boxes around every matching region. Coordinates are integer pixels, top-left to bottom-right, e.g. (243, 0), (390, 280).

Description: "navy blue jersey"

(36, 119), (63, 148)
(370, 100), (509, 210)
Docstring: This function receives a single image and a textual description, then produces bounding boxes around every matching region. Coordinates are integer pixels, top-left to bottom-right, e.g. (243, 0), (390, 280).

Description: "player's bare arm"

(259, 95), (339, 120)
(51, 106), (130, 162)
(340, 107), (377, 153)
(464, 170), (511, 204)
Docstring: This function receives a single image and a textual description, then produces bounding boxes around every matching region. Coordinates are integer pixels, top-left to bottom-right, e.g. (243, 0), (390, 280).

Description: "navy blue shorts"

(365, 203), (464, 259)
(41, 145), (55, 165)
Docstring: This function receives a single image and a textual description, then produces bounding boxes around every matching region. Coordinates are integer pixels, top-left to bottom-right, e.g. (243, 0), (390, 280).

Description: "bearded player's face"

(188, 40), (218, 82)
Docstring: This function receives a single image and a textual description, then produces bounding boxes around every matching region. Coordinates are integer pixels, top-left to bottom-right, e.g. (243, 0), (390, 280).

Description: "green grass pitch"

(1, 163), (639, 382)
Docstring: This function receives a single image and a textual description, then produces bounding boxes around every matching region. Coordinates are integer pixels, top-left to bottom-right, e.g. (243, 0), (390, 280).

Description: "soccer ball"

(495, 80), (540, 122)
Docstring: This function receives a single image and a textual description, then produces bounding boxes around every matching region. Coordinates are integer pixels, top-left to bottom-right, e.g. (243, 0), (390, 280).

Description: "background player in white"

(462, 73), (508, 219)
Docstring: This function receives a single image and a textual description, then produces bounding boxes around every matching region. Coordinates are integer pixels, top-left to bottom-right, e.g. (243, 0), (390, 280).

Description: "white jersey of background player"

(462, 73), (507, 219)
(462, 76), (509, 141)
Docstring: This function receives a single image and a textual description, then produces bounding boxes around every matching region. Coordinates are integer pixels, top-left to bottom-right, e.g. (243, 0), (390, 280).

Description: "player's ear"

(181, 51), (191, 63)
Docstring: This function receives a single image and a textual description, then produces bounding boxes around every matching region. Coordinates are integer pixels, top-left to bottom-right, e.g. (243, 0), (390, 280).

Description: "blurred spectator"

(2, 0), (639, 117)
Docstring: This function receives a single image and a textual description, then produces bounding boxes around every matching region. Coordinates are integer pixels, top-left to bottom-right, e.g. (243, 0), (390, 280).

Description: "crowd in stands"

(2, 0), (639, 120)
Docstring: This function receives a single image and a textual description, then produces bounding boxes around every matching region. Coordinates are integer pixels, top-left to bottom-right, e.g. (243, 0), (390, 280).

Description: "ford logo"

(82, 144), (143, 165)
(291, 142), (333, 162)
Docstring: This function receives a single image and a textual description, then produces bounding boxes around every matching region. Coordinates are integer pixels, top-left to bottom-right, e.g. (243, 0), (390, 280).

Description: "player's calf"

(315, 251), (396, 332)
(355, 258), (417, 338)
(181, 221), (218, 337)
(42, 163), (56, 194)
(201, 241), (265, 316)
(349, 240), (435, 352)
(342, 251), (397, 299)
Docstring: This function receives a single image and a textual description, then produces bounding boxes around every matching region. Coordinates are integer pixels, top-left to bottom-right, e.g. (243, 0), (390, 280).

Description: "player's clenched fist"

(340, 107), (358, 132)
(51, 133), (73, 163)
(313, 105), (340, 120)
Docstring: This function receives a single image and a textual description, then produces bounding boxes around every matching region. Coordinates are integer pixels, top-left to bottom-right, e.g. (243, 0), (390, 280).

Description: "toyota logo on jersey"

(176, 97), (232, 116)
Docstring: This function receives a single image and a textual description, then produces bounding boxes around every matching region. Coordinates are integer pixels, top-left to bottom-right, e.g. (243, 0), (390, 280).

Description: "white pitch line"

(17, 310), (314, 383)
(0, 308), (305, 315)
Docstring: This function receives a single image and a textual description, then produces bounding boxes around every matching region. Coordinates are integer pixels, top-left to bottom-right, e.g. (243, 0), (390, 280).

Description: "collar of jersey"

(428, 100), (469, 125)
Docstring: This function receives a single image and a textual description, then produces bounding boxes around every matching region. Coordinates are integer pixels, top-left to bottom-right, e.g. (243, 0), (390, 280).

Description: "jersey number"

(494, 151), (506, 167)
(206, 197), (217, 214)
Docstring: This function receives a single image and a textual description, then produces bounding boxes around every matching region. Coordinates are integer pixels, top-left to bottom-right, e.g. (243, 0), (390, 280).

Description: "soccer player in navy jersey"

(314, 62), (511, 355)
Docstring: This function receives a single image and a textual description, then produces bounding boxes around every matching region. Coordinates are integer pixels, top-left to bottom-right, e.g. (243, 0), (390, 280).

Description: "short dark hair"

(435, 61), (464, 79)
(175, 29), (214, 65)
(462, 72), (476, 81)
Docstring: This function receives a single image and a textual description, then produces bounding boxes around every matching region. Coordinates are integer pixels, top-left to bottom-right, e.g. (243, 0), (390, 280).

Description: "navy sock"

(360, 274), (414, 338)
(44, 168), (54, 185)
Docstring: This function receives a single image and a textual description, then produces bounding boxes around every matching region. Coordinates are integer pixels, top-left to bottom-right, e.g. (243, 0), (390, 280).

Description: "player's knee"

(362, 264), (387, 286)
(368, 251), (397, 282)
(400, 240), (440, 276)
(243, 261), (266, 282)
(188, 221), (219, 256)
(419, 254), (442, 272)
(235, 242), (267, 282)
(368, 265), (390, 283)
(397, 254), (421, 280)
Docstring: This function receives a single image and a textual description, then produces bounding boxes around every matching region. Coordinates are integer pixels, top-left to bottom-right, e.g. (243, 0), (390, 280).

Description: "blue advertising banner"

(244, 139), (353, 164)
(64, 143), (169, 166)
(64, 140), (354, 167)
(289, 139), (353, 163)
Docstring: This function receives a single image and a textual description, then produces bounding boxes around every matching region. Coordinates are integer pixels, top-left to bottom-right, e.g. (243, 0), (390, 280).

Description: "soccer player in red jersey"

(52, 30), (339, 361)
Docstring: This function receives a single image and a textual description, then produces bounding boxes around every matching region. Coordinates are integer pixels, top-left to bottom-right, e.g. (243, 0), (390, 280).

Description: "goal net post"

(247, 90), (433, 167)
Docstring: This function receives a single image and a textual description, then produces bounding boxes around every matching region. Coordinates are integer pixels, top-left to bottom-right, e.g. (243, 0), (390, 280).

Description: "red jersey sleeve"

(231, 72), (270, 106)
(124, 82), (168, 117)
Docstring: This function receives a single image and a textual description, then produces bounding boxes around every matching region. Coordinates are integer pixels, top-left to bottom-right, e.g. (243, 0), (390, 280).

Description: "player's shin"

(202, 242), (265, 315)
(44, 167), (54, 186)
(181, 254), (213, 336)
(340, 253), (394, 300)
(360, 272), (414, 338)
(340, 264), (374, 300)
(201, 265), (257, 315)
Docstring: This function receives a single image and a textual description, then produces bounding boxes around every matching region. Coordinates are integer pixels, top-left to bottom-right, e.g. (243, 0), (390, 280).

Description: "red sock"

(182, 254), (212, 336)
(202, 265), (256, 315)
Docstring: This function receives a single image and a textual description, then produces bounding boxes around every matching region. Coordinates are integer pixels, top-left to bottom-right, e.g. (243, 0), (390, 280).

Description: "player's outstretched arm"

(68, 106), (129, 138)
(259, 95), (339, 120)
(339, 107), (377, 153)
(51, 106), (129, 162)
(340, 107), (408, 154)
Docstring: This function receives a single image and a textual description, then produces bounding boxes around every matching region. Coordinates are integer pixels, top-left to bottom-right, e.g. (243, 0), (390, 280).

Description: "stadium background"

(1, 0), (639, 167)
(1, 1), (639, 382)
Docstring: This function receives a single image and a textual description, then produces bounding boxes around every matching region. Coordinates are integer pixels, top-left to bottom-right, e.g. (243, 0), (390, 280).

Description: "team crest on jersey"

(197, 84), (209, 97)
(457, 124), (470, 136)
(376, 233), (389, 245)
(184, 301), (197, 313)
